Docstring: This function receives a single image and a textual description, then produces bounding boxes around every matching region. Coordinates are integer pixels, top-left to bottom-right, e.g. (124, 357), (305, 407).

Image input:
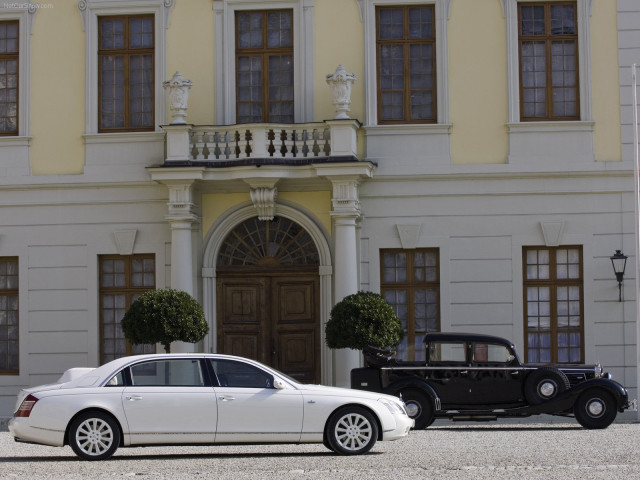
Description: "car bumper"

(382, 413), (414, 442)
(9, 417), (65, 447)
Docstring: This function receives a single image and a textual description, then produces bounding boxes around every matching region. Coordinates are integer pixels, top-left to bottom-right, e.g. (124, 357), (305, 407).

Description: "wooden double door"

(217, 271), (320, 384)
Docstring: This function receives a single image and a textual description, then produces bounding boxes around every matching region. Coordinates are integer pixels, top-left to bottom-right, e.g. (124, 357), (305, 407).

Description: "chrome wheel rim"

(405, 401), (421, 419)
(75, 418), (114, 457)
(586, 398), (606, 418)
(334, 413), (373, 451)
(538, 380), (557, 398)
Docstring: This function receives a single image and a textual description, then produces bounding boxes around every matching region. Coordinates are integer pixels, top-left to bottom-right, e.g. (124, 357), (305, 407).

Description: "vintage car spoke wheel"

(400, 389), (434, 429)
(524, 367), (570, 405)
(69, 411), (120, 460)
(326, 406), (378, 455)
(574, 389), (617, 429)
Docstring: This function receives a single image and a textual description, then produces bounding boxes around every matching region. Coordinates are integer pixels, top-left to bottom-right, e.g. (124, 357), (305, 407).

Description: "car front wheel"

(68, 411), (120, 460)
(400, 389), (434, 429)
(574, 389), (617, 429)
(325, 406), (378, 455)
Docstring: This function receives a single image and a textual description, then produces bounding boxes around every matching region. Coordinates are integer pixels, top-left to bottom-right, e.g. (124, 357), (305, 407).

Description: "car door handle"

(125, 395), (142, 401)
(460, 370), (468, 375)
(219, 396), (236, 402)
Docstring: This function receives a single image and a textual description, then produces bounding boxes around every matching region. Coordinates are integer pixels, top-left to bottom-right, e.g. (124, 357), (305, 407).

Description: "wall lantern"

(610, 250), (628, 302)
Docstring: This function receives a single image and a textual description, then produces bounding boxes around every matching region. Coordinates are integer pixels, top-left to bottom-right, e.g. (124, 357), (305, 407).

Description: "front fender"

(383, 379), (441, 411)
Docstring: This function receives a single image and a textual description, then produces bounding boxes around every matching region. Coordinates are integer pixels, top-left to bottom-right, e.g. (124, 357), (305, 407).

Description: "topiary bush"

(325, 291), (404, 350)
(121, 288), (208, 353)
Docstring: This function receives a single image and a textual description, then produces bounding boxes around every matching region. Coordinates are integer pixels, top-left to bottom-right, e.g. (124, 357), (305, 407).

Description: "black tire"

(68, 411), (120, 461)
(326, 406), (378, 455)
(574, 389), (617, 429)
(524, 367), (570, 405)
(400, 389), (434, 430)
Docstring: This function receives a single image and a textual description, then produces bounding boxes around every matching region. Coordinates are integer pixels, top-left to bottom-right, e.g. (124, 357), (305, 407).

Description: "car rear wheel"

(68, 411), (120, 460)
(326, 406), (378, 455)
(574, 389), (617, 429)
(400, 389), (434, 429)
(524, 367), (570, 405)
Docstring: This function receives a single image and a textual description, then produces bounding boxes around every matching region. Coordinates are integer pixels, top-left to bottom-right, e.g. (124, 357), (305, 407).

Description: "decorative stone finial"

(163, 72), (193, 124)
(326, 65), (356, 120)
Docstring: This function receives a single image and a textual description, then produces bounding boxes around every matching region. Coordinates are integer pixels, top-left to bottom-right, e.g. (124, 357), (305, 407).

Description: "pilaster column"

(165, 180), (199, 353)
(329, 176), (363, 387)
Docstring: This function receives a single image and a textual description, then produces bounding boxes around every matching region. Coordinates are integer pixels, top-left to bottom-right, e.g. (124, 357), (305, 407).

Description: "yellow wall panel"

(449, 0), (508, 164)
(30, 2), (85, 174)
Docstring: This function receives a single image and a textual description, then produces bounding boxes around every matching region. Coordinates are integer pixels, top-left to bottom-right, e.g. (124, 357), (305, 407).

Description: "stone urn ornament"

(163, 71), (193, 124)
(326, 65), (356, 120)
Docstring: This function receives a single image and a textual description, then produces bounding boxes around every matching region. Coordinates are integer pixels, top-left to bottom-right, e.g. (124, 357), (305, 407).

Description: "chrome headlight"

(378, 398), (406, 415)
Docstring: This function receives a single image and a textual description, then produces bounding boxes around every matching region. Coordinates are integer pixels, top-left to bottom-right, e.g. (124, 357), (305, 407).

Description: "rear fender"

(526, 378), (629, 414)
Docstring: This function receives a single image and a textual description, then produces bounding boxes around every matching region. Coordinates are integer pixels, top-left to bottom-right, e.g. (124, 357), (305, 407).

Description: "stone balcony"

(162, 119), (361, 168)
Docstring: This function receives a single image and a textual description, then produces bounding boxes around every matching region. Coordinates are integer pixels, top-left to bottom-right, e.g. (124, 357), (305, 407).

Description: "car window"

(473, 343), (513, 364)
(105, 371), (126, 387)
(209, 359), (274, 388)
(429, 342), (466, 364)
(129, 359), (204, 387)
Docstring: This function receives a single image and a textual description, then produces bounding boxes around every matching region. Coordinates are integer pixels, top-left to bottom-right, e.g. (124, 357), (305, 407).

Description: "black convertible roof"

(423, 332), (515, 348)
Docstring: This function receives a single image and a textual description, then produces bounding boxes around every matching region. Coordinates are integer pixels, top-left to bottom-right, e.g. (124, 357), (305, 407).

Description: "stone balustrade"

(162, 120), (361, 166)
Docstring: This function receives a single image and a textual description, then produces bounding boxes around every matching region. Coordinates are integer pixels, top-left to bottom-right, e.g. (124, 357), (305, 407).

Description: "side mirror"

(273, 378), (286, 390)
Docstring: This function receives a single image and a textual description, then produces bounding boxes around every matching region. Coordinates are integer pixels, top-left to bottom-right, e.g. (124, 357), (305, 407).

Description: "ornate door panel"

(217, 278), (269, 364)
(216, 217), (321, 384)
(272, 276), (320, 384)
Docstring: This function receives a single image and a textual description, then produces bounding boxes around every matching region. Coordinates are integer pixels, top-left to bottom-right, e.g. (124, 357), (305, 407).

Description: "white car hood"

(299, 383), (398, 402)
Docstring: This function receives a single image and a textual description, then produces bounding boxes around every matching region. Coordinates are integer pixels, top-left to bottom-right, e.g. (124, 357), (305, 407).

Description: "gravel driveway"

(1, 416), (639, 480)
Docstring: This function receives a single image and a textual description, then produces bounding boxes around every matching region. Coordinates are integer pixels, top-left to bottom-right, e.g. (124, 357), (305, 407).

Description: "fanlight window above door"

(217, 217), (319, 267)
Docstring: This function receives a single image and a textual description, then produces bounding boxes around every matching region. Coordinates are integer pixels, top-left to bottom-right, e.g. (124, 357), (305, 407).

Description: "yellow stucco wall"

(201, 191), (332, 241)
(166, 0), (215, 125)
(592, 0), (622, 162)
(314, 0), (365, 123)
(449, 0), (508, 164)
(30, 2), (85, 174)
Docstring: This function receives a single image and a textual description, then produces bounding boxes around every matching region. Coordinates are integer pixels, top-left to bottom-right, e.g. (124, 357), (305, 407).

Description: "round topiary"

(121, 288), (208, 353)
(325, 291), (404, 350)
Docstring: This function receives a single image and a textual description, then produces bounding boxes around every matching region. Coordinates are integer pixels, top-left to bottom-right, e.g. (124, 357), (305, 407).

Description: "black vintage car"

(351, 332), (634, 429)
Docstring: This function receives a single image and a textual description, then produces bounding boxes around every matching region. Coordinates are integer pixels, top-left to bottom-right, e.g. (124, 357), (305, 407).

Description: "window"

(381, 249), (439, 361)
(213, 0), (314, 125)
(130, 359), (204, 387)
(0, 21), (18, 135)
(518, 2), (578, 120)
(98, 15), (154, 132)
(523, 246), (583, 363)
(376, 5), (435, 124)
(99, 255), (156, 364)
(235, 10), (294, 124)
(0, 258), (18, 374)
(210, 359), (274, 388)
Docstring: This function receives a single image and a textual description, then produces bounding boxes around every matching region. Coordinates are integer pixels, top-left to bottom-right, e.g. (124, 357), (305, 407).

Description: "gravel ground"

(1, 415), (639, 480)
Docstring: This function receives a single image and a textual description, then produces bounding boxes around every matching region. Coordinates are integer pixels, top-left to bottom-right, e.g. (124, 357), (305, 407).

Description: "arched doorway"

(216, 216), (321, 383)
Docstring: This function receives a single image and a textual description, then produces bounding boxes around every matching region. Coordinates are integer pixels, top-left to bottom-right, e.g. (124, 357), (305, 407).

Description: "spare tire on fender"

(524, 367), (570, 405)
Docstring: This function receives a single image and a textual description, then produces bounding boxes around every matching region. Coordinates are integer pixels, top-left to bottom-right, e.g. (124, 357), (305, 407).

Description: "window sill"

(507, 121), (594, 134)
(0, 136), (31, 147)
(83, 131), (165, 145)
(364, 124), (452, 137)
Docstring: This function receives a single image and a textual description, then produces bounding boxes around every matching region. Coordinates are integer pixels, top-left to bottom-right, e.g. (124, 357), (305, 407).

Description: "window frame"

(375, 5), (437, 124)
(78, 0), (170, 136)
(99, 254), (156, 365)
(213, 0), (314, 125)
(234, 9), (294, 124)
(503, 0), (592, 123)
(517, 1), (580, 121)
(0, 257), (19, 375)
(522, 245), (584, 364)
(361, 0), (450, 127)
(97, 14), (155, 133)
(0, 20), (19, 136)
(0, 8), (33, 140)
(380, 248), (440, 362)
